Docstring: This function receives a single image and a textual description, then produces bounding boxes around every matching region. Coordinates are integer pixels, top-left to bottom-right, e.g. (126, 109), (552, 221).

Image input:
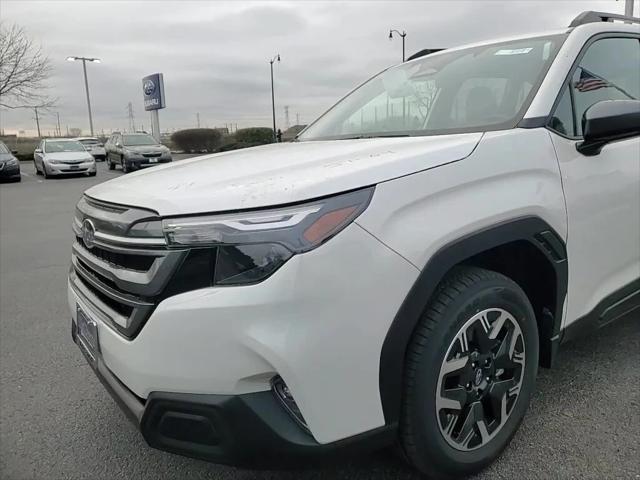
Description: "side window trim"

(546, 32), (640, 140)
(568, 80), (578, 137)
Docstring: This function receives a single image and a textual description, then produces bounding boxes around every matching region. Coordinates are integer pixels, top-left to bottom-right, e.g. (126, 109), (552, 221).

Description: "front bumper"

(126, 156), (172, 169)
(71, 319), (394, 466)
(47, 161), (96, 175)
(68, 223), (418, 445)
(0, 163), (21, 179)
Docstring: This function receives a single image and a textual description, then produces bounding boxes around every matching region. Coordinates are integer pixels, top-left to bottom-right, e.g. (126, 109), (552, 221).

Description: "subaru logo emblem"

(82, 219), (96, 250)
(474, 368), (483, 386)
(143, 79), (156, 95)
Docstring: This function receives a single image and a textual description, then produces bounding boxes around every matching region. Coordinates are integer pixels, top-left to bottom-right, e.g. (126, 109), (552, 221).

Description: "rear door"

(548, 35), (640, 327)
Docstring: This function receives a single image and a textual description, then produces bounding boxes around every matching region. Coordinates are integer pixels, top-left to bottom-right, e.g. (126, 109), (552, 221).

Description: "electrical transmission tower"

(284, 105), (290, 130)
(127, 102), (136, 132)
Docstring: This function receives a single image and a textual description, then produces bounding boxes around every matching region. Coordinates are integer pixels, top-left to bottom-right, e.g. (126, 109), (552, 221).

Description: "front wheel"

(121, 157), (130, 173)
(106, 156), (115, 170)
(401, 266), (538, 479)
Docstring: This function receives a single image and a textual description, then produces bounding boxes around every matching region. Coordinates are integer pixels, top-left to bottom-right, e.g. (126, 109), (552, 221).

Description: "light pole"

(67, 56), (100, 135)
(269, 54), (280, 142)
(624, 0), (634, 18)
(389, 29), (407, 62)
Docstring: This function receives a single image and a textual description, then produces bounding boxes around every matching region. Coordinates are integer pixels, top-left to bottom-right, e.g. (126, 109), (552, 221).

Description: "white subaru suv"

(69, 11), (639, 479)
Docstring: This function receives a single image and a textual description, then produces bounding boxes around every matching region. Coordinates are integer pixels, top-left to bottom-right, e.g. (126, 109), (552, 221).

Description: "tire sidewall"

(406, 277), (539, 477)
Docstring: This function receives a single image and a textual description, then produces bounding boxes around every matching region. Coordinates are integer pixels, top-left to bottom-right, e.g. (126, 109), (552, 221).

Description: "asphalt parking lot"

(1, 160), (638, 480)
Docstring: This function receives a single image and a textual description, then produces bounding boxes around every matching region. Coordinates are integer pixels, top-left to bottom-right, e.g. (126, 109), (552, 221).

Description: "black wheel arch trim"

(379, 215), (568, 426)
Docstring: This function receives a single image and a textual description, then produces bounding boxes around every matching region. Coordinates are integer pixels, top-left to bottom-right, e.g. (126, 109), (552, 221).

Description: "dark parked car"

(0, 141), (21, 182)
(104, 132), (172, 173)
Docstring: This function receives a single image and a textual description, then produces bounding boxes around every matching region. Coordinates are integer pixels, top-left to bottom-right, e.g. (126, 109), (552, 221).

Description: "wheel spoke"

(456, 402), (484, 447)
(493, 328), (515, 370)
(487, 378), (514, 423)
(438, 386), (467, 411)
(488, 310), (509, 340)
(473, 321), (494, 353)
(442, 356), (469, 376)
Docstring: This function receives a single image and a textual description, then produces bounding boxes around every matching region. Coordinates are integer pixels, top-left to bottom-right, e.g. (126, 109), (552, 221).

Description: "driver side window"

(551, 37), (640, 138)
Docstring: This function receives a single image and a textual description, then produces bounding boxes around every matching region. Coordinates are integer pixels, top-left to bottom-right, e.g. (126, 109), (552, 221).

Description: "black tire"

(107, 156), (115, 170)
(34, 160), (41, 175)
(401, 266), (538, 479)
(88, 171), (97, 177)
(42, 162), (50, 179)
(121, 157), (129, 173)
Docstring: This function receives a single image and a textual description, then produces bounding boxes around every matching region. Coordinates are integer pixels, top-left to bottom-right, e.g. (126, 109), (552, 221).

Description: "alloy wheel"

(436, 308), (525, 451)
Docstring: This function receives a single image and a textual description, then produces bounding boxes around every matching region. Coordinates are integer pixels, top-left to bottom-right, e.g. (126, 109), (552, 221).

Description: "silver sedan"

(34, 139), (97, 178)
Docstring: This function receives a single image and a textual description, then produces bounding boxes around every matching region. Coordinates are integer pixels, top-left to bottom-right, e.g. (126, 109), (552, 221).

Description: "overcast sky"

(1, 0), (636, 136)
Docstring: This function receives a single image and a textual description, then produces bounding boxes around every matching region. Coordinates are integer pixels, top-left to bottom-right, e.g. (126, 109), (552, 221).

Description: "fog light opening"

(271, 376), (309, 433)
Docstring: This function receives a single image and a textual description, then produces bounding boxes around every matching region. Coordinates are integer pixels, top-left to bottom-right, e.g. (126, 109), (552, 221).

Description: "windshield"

(0, 143), (9, 154)
(123, 134), (157, 146)
(78, 138), (100, 145)
(44, 141), (86, 153)
(299, 35), (565, 141)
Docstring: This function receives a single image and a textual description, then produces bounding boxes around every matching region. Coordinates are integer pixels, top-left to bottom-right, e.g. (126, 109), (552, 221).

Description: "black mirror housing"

(577, 100), (640, 156)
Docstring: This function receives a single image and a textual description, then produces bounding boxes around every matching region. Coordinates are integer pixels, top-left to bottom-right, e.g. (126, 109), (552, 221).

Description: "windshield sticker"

(495, 48), (533, 56)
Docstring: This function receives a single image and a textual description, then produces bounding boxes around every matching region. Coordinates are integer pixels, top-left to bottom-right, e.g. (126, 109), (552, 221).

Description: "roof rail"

(569, 10), (640, 27)
(406, 48), (445, 62)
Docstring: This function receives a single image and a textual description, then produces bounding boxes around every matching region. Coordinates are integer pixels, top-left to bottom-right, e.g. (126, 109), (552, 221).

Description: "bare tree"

(0, 22), (55, 109)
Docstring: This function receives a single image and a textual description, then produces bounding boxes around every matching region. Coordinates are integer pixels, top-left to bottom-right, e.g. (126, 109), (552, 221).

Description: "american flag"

(574, 68), (610, 92)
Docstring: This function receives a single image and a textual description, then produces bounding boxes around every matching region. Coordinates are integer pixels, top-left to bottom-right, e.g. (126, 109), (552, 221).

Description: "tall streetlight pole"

(389, 29), (407, 62)
(269, 54), (280, 142)
(67, 56), (100, 136)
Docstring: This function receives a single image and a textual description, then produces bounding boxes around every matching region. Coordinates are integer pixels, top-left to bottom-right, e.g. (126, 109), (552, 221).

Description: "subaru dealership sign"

(142, 73), (166, 111)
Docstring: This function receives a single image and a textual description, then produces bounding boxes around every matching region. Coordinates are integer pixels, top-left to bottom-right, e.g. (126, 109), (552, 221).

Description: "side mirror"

(116, 142), (122, 148)
(577, 100), (640, 156)
(11, 150), (18, 154)
(34, 148), (42, 154)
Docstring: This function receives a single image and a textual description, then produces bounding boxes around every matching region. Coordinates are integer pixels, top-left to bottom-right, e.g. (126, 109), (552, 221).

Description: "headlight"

(6, 158), (18, 166)
(124, 149), (142, 158)
(48, 158), (60, 164)
(162, 187), (374, 285)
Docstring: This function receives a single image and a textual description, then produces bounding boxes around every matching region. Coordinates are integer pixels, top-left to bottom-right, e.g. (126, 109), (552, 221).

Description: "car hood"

(0, 153), (15, 162)
(87, 133), (482, 216)
(46, 151), (93, 162)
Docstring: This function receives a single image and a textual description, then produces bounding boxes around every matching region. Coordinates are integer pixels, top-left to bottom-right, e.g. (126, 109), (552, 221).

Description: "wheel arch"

(379, 216), (567, 425)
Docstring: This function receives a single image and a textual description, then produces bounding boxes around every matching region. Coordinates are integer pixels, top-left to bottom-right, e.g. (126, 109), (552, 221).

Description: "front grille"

(77, 236), (155, 271)
(70, 196), (213, 338)
(142, 153), (161, 158)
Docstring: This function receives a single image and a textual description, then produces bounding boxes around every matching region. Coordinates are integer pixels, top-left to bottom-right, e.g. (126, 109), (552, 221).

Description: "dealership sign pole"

(142, 73), (166, 141)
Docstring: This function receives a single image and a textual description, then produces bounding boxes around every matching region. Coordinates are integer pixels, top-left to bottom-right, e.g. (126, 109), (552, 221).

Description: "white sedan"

(74, 137), (107, 161)
(33, 139), (97, 178)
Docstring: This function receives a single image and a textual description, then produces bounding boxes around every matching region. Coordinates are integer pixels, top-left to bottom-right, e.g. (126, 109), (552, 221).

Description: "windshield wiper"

(338, 133), (411, 140)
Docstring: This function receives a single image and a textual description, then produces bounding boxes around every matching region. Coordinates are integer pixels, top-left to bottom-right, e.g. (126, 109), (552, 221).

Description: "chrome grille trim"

(70, 197), (188, 337)
(94, 231), (166, 247)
